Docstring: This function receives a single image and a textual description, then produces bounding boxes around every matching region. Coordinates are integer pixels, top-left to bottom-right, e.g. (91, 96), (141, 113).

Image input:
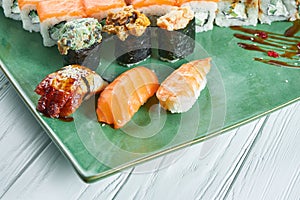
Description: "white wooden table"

(0, 70), (299, 200)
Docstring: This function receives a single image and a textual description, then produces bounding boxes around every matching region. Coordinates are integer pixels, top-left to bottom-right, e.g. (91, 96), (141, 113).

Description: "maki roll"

(37, 0), (86, 47)
(82, 0), (126, 21)
(215, 0), (259, 27)
(177, 0), (219, 32)
(18, 0), (42, 32)
(3, 0), (21, 20)
(259, 0), (297, 24)
(128, 0), (177, 26)
(157, 7), (195, 62)
(103, 6), (151, 67)
(57, 18), (103, 70)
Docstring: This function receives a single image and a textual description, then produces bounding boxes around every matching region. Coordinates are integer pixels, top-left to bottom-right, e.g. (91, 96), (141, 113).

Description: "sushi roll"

(18, 0), (42, 32)
(57, 18), (103, 70)
(82, 0), (126, 21)
(3, 0), (21, 20)
(103, 6), (151, 67)
(215, 0), (258, 27)
(177, 0), (219, 32)
(129, 0), (177, 26)
(285, 0), (299, 21)
(156, 58), (211, 113)
(37, 0), (87, 47)
(96, 66), (159, 129)
(259, 0), (297, 24)
(157, 7), (195, 62)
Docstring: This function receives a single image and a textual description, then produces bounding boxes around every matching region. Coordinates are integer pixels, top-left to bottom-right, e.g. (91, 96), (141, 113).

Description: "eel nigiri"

(35, 65), (107, 118)
(156, 58), (211, 113)
(96, 67), (159, 129)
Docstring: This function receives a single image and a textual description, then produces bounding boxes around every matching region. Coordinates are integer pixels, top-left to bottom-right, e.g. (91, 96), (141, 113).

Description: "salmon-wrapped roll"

(156, 58), (211, 113)
(35, 65), (107, 118)
(96, 66), (159, 129)
(37, 0), (87, 47)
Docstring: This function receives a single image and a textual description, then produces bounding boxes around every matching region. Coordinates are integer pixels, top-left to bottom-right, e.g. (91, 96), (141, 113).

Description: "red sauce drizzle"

(231, 20), (300, 68)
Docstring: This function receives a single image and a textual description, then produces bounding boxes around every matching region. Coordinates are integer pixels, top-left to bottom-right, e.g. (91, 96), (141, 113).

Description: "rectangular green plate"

(1, 8), (299, 182)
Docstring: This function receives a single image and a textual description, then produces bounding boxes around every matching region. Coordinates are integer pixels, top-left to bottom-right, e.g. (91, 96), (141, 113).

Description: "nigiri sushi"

(37, 0), (87, 47)
(156, 58), (211, 113)
(103, 6), (151, 66)
(177, 0), (219, 32)
(57, 18), (103, 69)
(96, 66), (159, 129)
(82, 0), (126, 21)
(18, 0), (42, 32)
(35, 65), (107, 118)
(215, 0), (258, 27)
(3, 0), (21, 20)
(157, 7), (195, 62)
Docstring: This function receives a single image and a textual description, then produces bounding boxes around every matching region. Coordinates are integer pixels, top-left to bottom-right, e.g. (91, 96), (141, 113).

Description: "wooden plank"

(225, 102), (300, 200)
(0, 72), (51, 198)
(112, 118), (266, 200)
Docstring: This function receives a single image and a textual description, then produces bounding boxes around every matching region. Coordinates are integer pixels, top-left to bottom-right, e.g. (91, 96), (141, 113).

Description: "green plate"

(1, 8), (299, 182)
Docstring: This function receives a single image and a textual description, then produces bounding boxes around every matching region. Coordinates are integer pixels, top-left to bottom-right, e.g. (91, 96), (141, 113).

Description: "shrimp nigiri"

(156, 58), (211, 113)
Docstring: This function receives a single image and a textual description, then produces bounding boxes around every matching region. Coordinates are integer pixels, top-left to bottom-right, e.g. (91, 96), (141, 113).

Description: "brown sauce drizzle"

(231, 20), (300, 69)
(59, 116), (74, 122)
(284, 19), (300, 37)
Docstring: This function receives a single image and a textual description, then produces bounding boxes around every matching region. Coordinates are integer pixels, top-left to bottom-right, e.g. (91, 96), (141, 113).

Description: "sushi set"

(0, 0), (300, 182)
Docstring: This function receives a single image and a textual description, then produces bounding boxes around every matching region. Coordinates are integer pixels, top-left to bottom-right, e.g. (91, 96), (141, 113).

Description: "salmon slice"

(156, 58), (211, 113)
(96, 67), (159, 129)
(18, 0), (42, 10)
(176, 0), (219, 5)
(129, 0), (177, 7)
(37, 0), (86, 22)
(83, 0), (126, 20)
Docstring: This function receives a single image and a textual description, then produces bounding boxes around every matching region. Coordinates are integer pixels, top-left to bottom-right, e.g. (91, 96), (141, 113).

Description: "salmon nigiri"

(156, 58), (211, 113)
(97, 67), (159, 129)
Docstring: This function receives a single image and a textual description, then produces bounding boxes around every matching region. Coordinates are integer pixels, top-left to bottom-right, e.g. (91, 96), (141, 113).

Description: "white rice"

(20, 4), (40, 32)
(180, 1), (217, 32)
(215, 0), (258, 27)
(137, 5), (177, 17)
(3, 0), (21, 20)
(258, 0), (292, 24)
(283, 0), (298, 21)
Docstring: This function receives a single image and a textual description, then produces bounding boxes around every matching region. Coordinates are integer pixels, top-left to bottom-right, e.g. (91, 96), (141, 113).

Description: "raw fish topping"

(57, 18), (102, 55)
(157, 7), (194, 31)
(103, 6), (150, 41)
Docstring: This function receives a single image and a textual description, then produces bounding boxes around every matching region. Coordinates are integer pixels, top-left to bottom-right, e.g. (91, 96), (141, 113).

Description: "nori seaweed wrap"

(114, 28), (151, 66)
(157, 7), (195, 62)
(103, 6), (151, 67)
(57, 18), (102, 70)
